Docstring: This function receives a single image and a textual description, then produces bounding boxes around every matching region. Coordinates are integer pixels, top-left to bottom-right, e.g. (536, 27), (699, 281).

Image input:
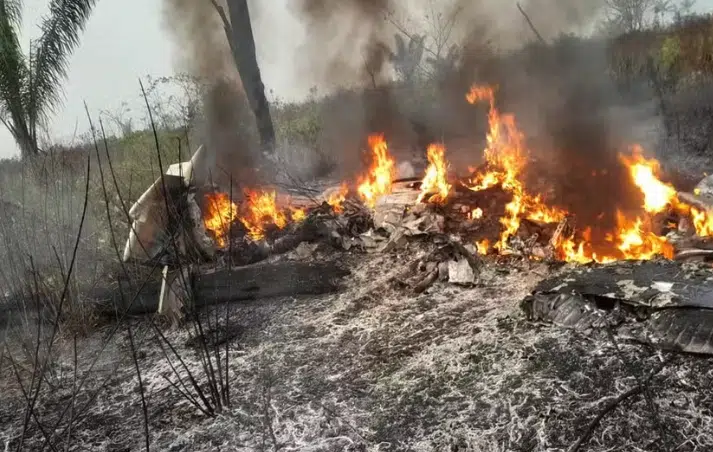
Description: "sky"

(0, 0), (712, 159)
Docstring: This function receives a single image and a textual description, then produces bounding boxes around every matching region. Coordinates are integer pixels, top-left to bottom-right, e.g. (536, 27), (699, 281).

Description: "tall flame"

(465, 84), (679, 262)
(357, 134), (396, 208)
(619, 145), (713, 241)
(203, 192), (239, 247)
(619, 145), (678, 213)
(417, 143), (451, 203)
(466, 85), (566, 252)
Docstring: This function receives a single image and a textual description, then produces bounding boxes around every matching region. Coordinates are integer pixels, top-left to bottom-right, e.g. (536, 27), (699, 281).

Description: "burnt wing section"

(533, 259), (713, 309)
(647, 309), (713, 355)
(522, 259), (713, 355)
(521, 292), (609, 330)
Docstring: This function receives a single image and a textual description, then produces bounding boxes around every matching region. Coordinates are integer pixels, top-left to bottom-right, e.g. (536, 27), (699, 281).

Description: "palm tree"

(0, 0), (97, 158)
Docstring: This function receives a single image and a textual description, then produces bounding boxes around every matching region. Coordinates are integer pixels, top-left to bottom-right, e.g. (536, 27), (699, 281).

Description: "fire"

(690, 207), (713, 235)
(239, 189), (288, 240)
(555, 213), (673, 263)
(619, 144), (713, 238)
(615, 213), (673, 260)
(291, 207), (306, 222)
(203, 192), (238, 247)
(326, 183), (349, 213)
(619, 145), (678, 213)
(357, 134), (396, 208)
(465, 85), (566, 252)
(464, 84), (680, 262)
(202, 84), (713, 265)
(417, 143), (451, 203)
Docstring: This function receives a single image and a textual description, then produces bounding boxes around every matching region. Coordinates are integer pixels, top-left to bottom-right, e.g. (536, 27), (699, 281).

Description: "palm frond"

(2, 0), (24, 28)
(28, 0), (97, 125)
(0, 0), (30, 137)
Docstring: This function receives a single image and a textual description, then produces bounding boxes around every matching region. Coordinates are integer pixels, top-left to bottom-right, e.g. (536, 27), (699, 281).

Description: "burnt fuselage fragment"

(521, 259), (713, 355)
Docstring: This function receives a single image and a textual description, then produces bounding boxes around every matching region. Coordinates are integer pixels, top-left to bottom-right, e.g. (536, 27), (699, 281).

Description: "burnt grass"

(5, 80), (713, 451)
(2, 245), (713, 452)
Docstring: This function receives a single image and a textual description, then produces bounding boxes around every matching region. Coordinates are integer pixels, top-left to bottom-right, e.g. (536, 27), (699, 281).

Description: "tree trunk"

(224, 0), (276, 154)
(14, 123), (38, 159)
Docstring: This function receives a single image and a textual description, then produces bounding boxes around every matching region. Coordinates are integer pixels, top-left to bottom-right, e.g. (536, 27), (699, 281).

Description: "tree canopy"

(0, 0), (97, 157)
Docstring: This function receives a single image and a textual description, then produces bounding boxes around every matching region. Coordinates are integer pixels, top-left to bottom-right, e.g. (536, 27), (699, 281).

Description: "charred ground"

(2, 249), (713, 451)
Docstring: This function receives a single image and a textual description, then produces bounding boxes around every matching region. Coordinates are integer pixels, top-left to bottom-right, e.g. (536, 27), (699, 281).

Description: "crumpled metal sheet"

(647, 309), (713, 354)
(521, 292), (611, 330)
(521, 290), (713, 355)
(533, 259), (713, 309)
(522, 259), (713, 355)
(122, 174), (186, 263)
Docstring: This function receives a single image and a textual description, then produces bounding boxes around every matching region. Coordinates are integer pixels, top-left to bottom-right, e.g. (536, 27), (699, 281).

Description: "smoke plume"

(160, 0), (234, 78)
(292, 0), (394, 88)
(161, 0), (257, 192)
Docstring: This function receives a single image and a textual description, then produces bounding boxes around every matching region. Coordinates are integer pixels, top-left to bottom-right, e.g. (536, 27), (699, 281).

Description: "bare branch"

(517, 3), (546, 44)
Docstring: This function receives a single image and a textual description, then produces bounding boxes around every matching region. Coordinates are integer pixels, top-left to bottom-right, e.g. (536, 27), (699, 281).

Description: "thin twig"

(149, 320), (215, 416)
(126, 322), (150, 451)
(41, 262), (163, 450)
(604, 325), (668, 444)
(516, 3), (546, 44)
(568, 384), (644, 452)
(567, 361), (667, 452)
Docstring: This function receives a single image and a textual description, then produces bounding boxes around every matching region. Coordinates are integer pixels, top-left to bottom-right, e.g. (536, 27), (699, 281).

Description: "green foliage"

(658, 34), (682, 74)
(606, 13), (713, 91)
(272, 95), (322, 148)
(0, 0), (97, 157)
(277, 113), (320, 146)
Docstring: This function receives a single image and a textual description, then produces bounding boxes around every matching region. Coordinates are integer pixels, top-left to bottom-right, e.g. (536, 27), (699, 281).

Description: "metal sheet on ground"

(522, 259), (713, 355)
(533, 259), (713, 309)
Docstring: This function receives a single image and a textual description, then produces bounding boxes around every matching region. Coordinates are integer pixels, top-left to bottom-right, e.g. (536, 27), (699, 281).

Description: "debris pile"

(118, 83), (713, 328)
(522, 259), (713, 355)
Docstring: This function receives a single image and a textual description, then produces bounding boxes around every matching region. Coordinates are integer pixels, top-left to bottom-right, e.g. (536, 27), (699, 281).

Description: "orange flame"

(619, 145), (678, 213)
(476, 239), (490, 255)
(291, 207), (306, 222)
(619, 145), (713, 238)
(555, 212), (673, 263)
(470, 208), (483, 220)
(357, 134), (396, 208)
(417, 143), (451, 203)
(326, 183), (349, 213)
(690, 207), (713, 236)
(465, 84), (677, 262)
(466, 85), (566, 252)
(203, 192), (238, 247)
(615, 212), (673, 260)
(239, 189), (288, 240)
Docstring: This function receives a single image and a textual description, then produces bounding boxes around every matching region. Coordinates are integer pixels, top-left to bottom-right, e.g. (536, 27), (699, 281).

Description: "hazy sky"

(0, 0), (712, 158)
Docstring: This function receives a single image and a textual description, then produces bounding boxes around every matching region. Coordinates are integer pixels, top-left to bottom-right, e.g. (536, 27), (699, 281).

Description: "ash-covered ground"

(5, 76), (713, 452)
(2, 244), (713, 452)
